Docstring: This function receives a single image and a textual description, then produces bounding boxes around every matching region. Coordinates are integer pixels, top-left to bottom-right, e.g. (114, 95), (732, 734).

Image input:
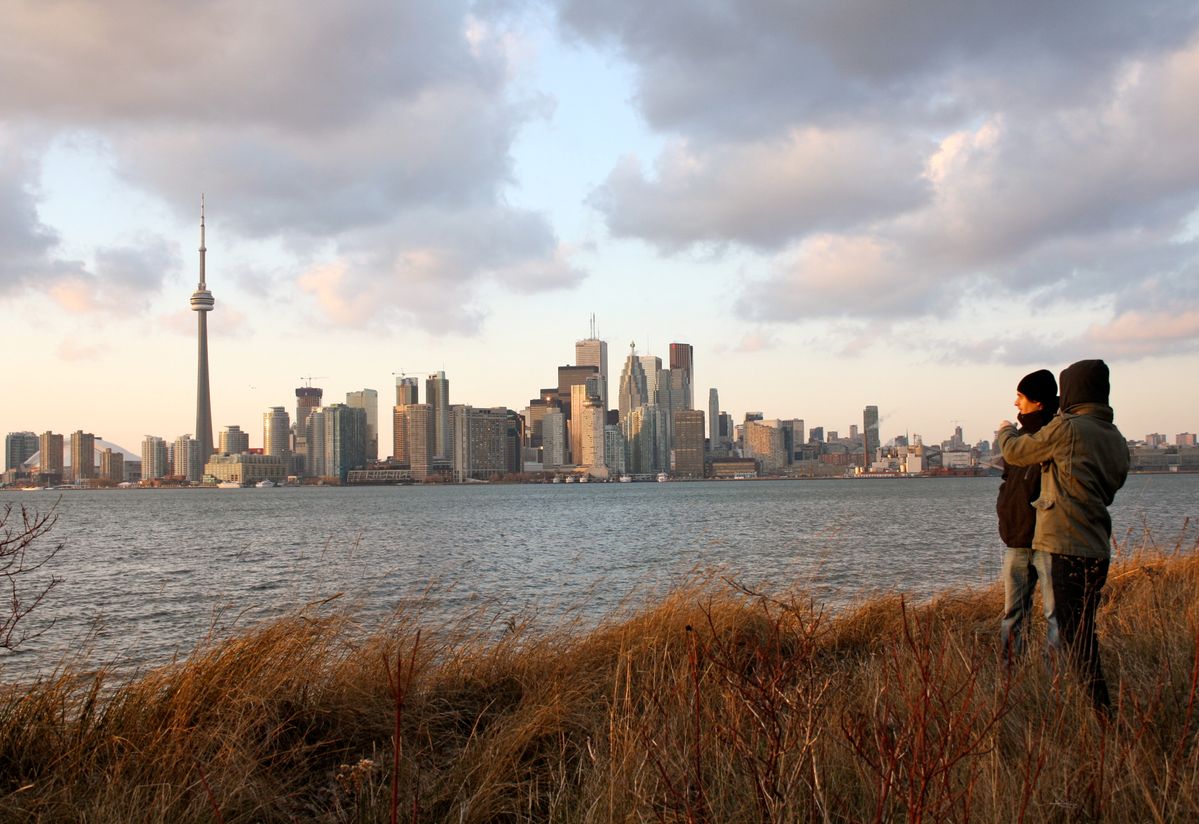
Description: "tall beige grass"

(1, 534), (1196, 822)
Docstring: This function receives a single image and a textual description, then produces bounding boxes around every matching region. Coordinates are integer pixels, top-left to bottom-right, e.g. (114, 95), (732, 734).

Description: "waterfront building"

(294, 385), (323, 469)
(575, 319), (608, 411)
(809, 426), (824, 443)
(672, 410), (705, 478)
(346, 389), (379, 461)
(263, 407), (291, 457)
(744, 420), (787, 473)
(603, 424), (626, 475)
(306, 408), (327, 477)
(617, 342), (648, 422)
(426, 372), (450, 460)
(38, 431), (64, 484)
(779, 419), (804, 464)
(218, 425), (249, 455)
(141, 436), (169, 480)
(451, 405), (508, 481)
(578, 394), (606, 475)
(402, 403), (435, 479)
(191, 197), (216, 464)
(204, 453), (288, 485)
(1179, 433), (1198, 447)
(542, 411), (567, 469)
(5, 432), (38, 474)
(70, 430), (96, 481)
(173, 434), (203, 482)
(395, 377), (418, 406)
(322, 405), (367, 482)
(669, 342), (694, 410)
(392, 405), (410, 465)
(99, 448), (124, 483)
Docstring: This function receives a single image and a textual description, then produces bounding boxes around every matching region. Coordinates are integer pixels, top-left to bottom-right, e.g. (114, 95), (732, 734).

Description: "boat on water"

(217, 481), (242, 489)
(551, 476), (562, 484)
(564, 475), (576, 483)
(578, 475), (589, 484)
(619, 475), (632, 483)
(255, 479), (277, 488)
(18, 486), (46, 492)
(656, 472), (669, 482)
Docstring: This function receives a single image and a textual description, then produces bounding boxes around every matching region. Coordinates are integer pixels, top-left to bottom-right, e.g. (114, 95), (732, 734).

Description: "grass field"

(1, 534), (1196, 822)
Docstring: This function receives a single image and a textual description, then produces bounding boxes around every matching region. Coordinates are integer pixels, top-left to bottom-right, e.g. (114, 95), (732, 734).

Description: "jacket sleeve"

(997, 418), (1060, 467)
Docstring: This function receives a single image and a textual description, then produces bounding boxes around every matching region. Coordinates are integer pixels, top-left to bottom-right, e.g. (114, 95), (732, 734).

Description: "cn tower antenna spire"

(199, 193), (207, 288)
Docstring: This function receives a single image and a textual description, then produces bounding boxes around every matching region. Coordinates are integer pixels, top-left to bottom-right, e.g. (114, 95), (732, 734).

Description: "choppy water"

(2, 474), (1196, 681)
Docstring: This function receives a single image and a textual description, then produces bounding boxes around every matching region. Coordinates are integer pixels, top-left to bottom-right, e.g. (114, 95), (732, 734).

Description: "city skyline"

(2, 3), (1197, 451)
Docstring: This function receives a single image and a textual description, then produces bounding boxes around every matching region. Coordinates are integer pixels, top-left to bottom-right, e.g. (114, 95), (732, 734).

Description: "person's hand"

(998, 419), (1014, 431)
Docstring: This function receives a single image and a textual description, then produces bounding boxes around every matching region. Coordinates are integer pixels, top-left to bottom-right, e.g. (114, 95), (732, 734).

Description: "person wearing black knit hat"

(997, 360), (1129, 717)
(996, 369), (1058, 665)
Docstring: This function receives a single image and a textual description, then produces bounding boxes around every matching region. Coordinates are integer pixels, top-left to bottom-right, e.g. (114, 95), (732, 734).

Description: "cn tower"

(191, 195), (215, 463)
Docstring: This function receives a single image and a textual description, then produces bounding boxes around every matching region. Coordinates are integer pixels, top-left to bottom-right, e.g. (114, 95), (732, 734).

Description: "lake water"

(2, 474), (1196, 681)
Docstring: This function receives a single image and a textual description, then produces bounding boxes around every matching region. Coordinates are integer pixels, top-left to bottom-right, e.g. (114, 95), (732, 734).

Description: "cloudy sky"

(2, 0), (1197, 454)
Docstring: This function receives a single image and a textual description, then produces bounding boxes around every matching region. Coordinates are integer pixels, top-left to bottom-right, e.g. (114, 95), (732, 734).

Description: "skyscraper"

(218, 425), (249, 455)
(141, 436), (169, 480)
(402, 403), (435, 479)
(669, 342), (694, 409)
(395, 376), (418, 406)
(639, 354), (663, 405)
(173, 434), (202, 482)
(708, 388), (721, 450)
(322, 404), (368, 482)
(70, 430), (95, 481)
(575, 317), (608, 411)
(617, 342), (648, 421)
(542, 411), (566, 469)
(672, 410), (705, 478)
(346, 389), (379, 461)
(38, 431), (64, 482)
(191, 196), (215, 464)
(100, 449), (124, 483)
(295, 385), (323, 471)
(5, 432), (38, 473)
(426, 371), (450, 459)
(263, 407), (291, 457)
(863, 405), (880, 465)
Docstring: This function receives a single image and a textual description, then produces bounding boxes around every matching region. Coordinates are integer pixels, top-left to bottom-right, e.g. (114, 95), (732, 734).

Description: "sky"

(2, 0), (1198, 455)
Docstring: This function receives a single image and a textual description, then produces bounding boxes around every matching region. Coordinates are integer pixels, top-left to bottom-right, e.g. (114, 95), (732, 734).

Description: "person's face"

(1014, 392), (1044, 415)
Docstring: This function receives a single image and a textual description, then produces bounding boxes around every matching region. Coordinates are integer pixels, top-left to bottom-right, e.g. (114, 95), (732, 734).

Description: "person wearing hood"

(997, 359), (1129, 715)
(996, 369), (1059, 664)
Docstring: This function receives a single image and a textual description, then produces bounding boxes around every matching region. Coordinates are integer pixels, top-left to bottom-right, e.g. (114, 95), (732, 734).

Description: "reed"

(0, 535), (1196, 822)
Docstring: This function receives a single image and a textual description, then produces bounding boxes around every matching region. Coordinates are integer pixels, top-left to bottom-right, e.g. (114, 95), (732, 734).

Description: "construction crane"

(299, 375), (327, 388)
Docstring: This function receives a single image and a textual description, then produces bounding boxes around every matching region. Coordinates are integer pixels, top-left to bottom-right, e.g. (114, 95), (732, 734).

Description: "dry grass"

(1, 539), (1196, 823)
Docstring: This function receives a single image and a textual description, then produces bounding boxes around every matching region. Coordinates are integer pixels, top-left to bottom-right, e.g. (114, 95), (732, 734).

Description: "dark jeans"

(1001, 549), (1111, 714)
(1043, 553), (1111, 714)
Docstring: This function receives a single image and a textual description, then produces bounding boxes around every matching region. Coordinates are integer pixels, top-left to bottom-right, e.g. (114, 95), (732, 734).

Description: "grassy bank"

(1, 543), (1196, 823)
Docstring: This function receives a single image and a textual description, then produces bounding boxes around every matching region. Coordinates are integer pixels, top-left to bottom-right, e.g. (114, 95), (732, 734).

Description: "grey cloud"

(590, 130), (933, 251)
(556, 0), (1198, 136)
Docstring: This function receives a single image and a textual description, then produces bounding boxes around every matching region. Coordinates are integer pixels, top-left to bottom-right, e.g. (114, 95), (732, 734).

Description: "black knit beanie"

(1017, 369), (1057, 407)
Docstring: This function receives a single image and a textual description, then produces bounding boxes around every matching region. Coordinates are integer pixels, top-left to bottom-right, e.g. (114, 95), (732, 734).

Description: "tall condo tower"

(191, 196), (216, 463)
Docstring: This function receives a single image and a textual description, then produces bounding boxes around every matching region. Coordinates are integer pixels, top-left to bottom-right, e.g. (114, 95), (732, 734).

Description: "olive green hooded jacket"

(996, 360), (1130, 559)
